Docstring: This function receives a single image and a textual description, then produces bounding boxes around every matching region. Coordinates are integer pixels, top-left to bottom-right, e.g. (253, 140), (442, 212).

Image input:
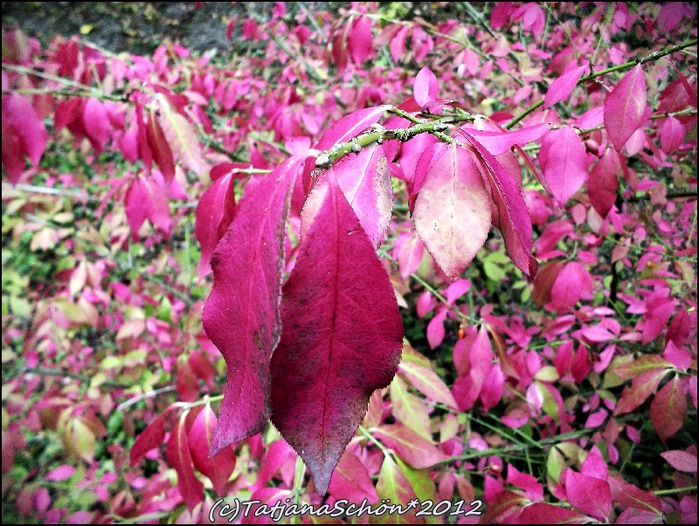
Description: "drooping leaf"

(166, 412), (204, 512)
(195, 172), (237, 278)
(2, 93), (48, 184)
(348, 16), (373, 65)
(82, 98), (110, 153)
(539, 126), (588, 205)
(413, 66), (439, 108)
(544, 65), (587, 108)
(660, 115), (686, 154)
(650, 375), (687, 442)
(270, 174), (403, 496)
(129, 413), (165, 467)
(158, 94), (205, 175)
(604, 65), (650, 151)
(588, 147), (621, 218)
(460, 132), (537, 277)
(301, 145), (392, 249)
(202, 161), (298, 455)
(413, 142), (491, 281)
(375, 455), (422, 524)
(145, 109), (175, 186)
(188, 403), (236, 495)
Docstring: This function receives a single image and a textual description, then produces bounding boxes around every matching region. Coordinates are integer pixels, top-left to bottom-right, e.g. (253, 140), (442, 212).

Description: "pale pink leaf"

(398, 360), (458, 409)
(270, 174), (403, 495)
(202, 162), (298, 455)
(413, 143), (491, 281)
(539, 126), (588, 205)
(604, 65), (649, 151)
(544, 65), (587, 108)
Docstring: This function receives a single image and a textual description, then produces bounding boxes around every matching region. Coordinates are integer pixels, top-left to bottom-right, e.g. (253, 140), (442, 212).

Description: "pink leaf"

(373, 424), (448, 469)
(413, 143), (491, 281)
(394, 231), (425, 280)
(544, 65), (587, 108)
(426, 309), (447, 349)
(642, 297), (676, 345)
(158, 95), (205, 175)
(539, 126), (588, 205)
(588, 147), (621, 219)
(302, 145), (392, 249)
(315, 106), (389, 151)
(328, 451), (379, 503)
(145, 112), (175, 186)
(348, 16), (372, 65)
(550, 262), (592, 311)
(608, 474), (662, 515)
(657, 2), (685, 32)
(507, 464), (543, 502)
(480, 364), (505, 410)
(660, 115), (685, 154)
(565, 469), (611, 521)
(413, 66), (439, 108)
(2, 93), (48, 184)
(445, 279), (471, 305)
(516, 503), (591, 524)
(460, 132), (537, 277)
(270, 174), (403, 496)
(46, 465), (77, 482)
(83, 98), (110, 153)
(650, 376), (687, 442)
(202, 162), (298, 455)
(604, 65), (649, 151)
(580, 446), (608, 480)
(195, 173), (237, 278)
(130, 413), (166, 467)
(166, 413), (204, 512)
(660, 450), (697, 473)
(188, 403), (236, 495)
(460, 122), (550, 156)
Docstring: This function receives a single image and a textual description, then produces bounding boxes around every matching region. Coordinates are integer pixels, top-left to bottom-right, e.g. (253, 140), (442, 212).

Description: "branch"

(505, 38), (698, 129)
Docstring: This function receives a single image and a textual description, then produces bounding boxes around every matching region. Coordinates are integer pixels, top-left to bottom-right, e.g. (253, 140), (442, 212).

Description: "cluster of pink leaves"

(2, 1), (697, 523)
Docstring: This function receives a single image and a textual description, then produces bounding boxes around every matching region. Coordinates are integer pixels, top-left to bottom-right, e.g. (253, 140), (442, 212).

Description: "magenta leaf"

(516, 503), (591, 524)
(460, 132), (537, 277)
(544, 65), (587, 108)
(565, 469), (611, 521)
(348, 16), (372, 65)
(130, 413), (165, 467)
(202, 161), (298, 455)
(604, 65), (650, 151)
(608, 474), (662, 514)
(165, 413), (204, 512)
(82, 98), (110, 154)
(301, 145), (392, 249)
(660, 450), (697, 473)
(2, 93), (48, 184)
(660, 115), (686, 154)
(539, 126), (588, 205)
(413, 142), (491, 281)
(413, 66), (439, 108)
(588, 147), (621, 218)
(270, 174), (403, 496)
(642, 296), (676, 344)
(550, 261), (592, 311)
(194, 171), (237, 278)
